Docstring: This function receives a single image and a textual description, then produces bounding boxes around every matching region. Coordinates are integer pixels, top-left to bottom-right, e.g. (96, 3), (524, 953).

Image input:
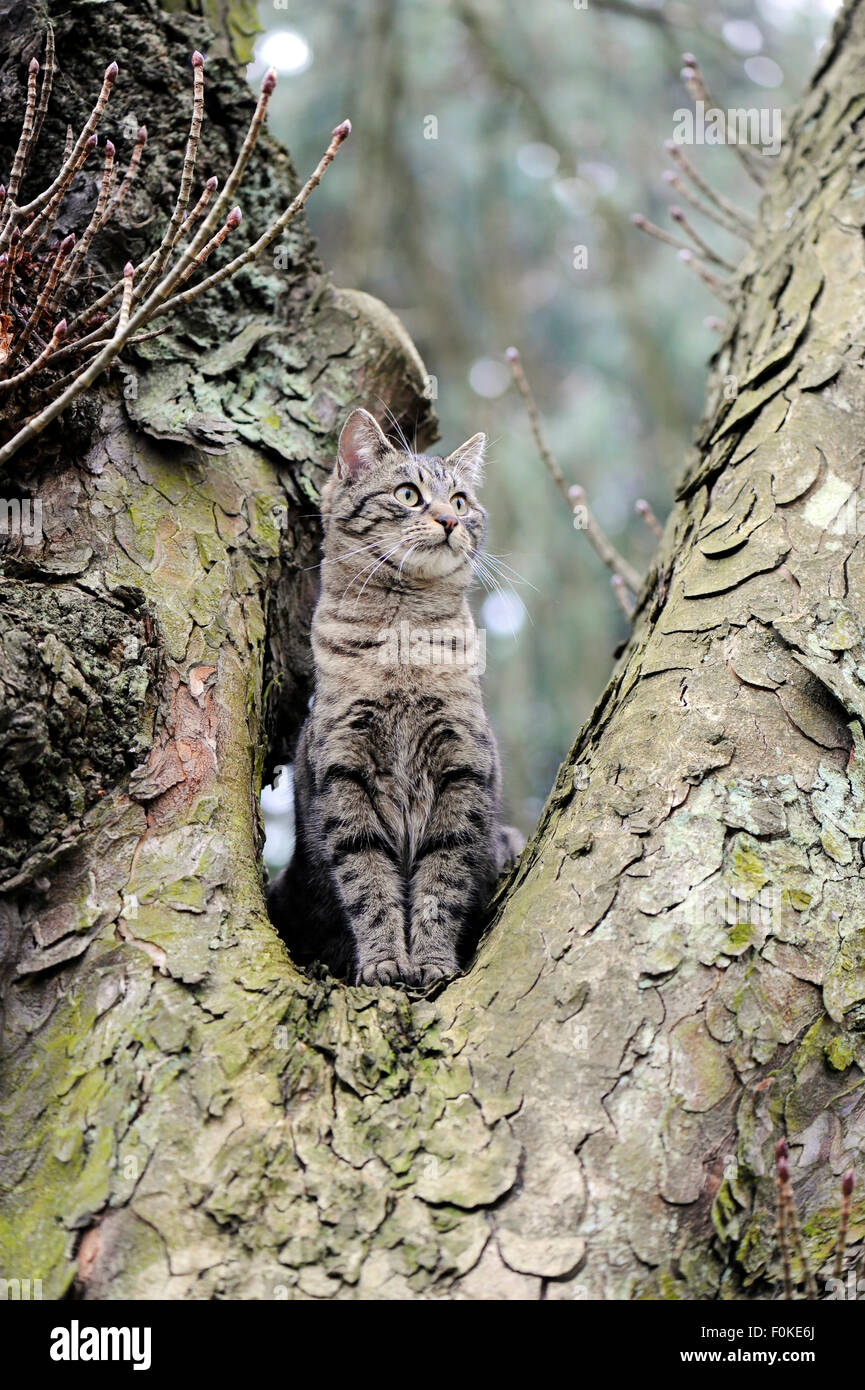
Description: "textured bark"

(2, 0), (865, 1303)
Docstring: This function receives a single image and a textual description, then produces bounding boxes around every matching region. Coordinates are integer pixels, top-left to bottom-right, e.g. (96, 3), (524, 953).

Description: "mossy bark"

(2, 0), (865, 1301)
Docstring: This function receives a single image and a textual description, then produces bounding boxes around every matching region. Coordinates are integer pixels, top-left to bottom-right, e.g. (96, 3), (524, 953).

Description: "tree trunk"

(3, 0), (865, 1301)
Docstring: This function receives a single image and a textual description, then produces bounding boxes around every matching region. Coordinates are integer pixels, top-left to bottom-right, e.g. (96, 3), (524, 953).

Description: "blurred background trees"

(259, 0), (839, 866)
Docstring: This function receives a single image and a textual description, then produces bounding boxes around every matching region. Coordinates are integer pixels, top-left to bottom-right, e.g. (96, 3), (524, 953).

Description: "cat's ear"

(447, 432), (486, 489)
(337, 408), (391, 480)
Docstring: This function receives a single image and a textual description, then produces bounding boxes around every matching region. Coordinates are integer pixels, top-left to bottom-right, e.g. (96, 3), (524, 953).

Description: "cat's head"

(321, 408), (487, 585)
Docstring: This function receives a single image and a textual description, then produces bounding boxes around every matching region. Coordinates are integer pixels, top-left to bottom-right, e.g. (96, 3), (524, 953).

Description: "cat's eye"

(394, 484), (422, 507)
(450, 493), (468, 514)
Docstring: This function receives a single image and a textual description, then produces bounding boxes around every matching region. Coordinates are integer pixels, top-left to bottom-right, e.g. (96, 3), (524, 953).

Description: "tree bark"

(3, 0), (865, 1301)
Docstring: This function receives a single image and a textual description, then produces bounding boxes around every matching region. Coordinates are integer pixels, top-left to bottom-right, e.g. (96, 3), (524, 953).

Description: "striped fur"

(268, 408), (522, 986)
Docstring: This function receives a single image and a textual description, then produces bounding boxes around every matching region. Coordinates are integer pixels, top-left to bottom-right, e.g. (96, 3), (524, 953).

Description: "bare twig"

(6, 233), (74, 366)
(100, 124), (147, 228)
(611, 574), (635, 619)
(635, 498), (663, 539)
(661, 169), (745, 239)
(833, 1170), (855, 1281)
(151, 119), (351, 321)
(0, 318), (65, 392)
(0, 252), (11, 324)
(7, 59), (40, 204)
(776, 1144), (794, 1300)
(1, 59), (117, 250)
(669, 206), (735, 270)
(22, 133), (98, 251)
(175, 66), (277, 271)
(631, 212), (695, 258)
(664, 141), (754, 233)
(0, 47), (351, 466)
(774, 1143), (817, 1299)
(506, 345), (643, 595)
(133, 51), (206, 304)
(678, 250), (733, 303)
(64, 174), (218, 344)
(26, 29), (55, 174)
(569, 485), (643, 595)
(681, 55), (765, 187)
(504, 346), (571, 506)
(0, 37), (354, 468)
(59, 140), (116, 291)
(116, 262), (134, 336)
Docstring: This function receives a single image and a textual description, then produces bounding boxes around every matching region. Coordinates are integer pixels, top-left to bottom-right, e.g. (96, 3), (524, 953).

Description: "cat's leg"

(407, 785), (493, 985)
(317, 779), (411, 985)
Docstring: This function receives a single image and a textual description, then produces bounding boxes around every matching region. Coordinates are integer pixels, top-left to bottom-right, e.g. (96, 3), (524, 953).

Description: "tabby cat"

(267, 408), (522, 986)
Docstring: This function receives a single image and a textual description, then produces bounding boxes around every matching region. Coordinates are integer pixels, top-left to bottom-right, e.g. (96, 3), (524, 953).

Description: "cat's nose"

(437, 513), (458, 535)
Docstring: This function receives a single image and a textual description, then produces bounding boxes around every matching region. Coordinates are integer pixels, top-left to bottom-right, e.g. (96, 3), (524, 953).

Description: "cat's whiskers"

(469, 553), (534, 630)
(375, 397), (414, 457)
(479, 551), (539, 592)
(336, 549), (392, 605)
(335, 538), (408, 607)
(352, 541), (408, 607)
(303, 538), (383, 573)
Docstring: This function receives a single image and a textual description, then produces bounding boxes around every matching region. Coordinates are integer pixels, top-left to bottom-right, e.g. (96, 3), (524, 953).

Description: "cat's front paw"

(357, 958), (408, 986)
(405, 956), (458, 988)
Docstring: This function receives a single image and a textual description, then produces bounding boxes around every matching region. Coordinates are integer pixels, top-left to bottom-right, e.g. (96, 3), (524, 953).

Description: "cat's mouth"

(403, 537), (469, 578)
(419, 536), (466, 560)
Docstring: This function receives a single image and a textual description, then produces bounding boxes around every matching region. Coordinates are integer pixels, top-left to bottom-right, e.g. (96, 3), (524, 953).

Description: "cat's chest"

(315, 682), (481, 772)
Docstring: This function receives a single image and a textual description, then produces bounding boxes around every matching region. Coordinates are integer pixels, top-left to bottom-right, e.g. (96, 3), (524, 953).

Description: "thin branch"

(0, 45), (351, 465)
(681, 55), (765, 187)
(177, 65), (277, 271)
(661, 169), (745, 239)
(678, 250), (733, 303)
(611, 575), (635, 619)
(133, 52), (205, 304)
(635, 499), (663, 539)
(776, 1145), (794, 1300)
(148, 121), (350, 321)
(506, 344), (643, 594)
(59, 140), (116, 291)
(632, 211), (734, 272)
(569, 485), (644, 594)
(664, 140), (754, 233)
(1, 59), (117, 250)
(62, 175), (216, 346)
(26, 28), (55, 175)
(6, 233), (74, 367)
(21, 133), (97, 251)
(0, 252), (11, 324)
(25, 206), (243, 374)
(775, 1146), (817, 1299)
(116, 262), (134, 335)
(100, 124), (147, 229)
(0, 317), (65, 392)
(504, 346), (571, 506)
(669, 206), (736, 270)
(833, 1170), (855, 1281)
(7, 59), (40, 204)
